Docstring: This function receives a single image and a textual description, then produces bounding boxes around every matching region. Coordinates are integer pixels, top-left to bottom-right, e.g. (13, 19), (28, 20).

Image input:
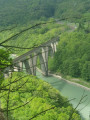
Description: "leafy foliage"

(49, 31), (90, 81)
(0, 49), (12, 85)
(0, 0), (89, 26)
(0, 1), (89, 119)
(0, 49), (11, 70)
(0, 72), (81, 120)
(0, 22), (68, 55)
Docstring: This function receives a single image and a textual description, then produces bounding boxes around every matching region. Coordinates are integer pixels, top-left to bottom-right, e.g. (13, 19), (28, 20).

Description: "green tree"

(49, 31), (90, 81)
(0, 49), (11, 70)
(81, 61), (90, 81)
(0, 49), (11, 85)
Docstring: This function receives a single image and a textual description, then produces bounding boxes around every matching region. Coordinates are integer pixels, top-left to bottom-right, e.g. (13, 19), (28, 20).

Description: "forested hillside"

(0, 73), (81, 120)
(0, 0), (89, 26)
(0, 22), (70, 55)
(0, 0), (89, 85)
(0, 0), (90, 119)
(0, 0), (89, 81)
(49, 31), (90, 81)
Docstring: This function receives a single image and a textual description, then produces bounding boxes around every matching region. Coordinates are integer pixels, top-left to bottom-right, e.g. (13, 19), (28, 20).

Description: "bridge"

(4, 37), (59, 77)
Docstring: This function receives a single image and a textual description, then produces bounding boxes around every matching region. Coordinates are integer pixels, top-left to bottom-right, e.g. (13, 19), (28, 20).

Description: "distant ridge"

(0, 0), (89, 26)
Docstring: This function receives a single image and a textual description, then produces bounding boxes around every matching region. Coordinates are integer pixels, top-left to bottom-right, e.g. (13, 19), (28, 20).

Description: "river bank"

(50, 73), (90, 91)
(37, 68), (90, 91)
(36, 68), (90, 120)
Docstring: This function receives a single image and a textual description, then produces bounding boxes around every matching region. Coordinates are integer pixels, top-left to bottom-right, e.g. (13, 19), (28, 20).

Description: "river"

(36, 70), (90, 120)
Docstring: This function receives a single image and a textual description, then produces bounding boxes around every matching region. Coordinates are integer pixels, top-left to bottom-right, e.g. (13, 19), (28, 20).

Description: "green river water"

(36, 71), (90, 120)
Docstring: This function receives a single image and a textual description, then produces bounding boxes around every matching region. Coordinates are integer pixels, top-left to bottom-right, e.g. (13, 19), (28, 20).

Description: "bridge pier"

(32, 52), (38, 75)
(4, 72), (9, 78)
(28, 55), (34, 75)
(51, 41), (58, 53)
(54, 42), (57, 52)
(4, 67), (11, 78)
(23, 60), (32, 74)
(17, 62), (23, 72)
(49, 45), (54, 57)
(39, 47), (48, 76)
(13, 62), (23, 72)
(51, 43), (55, 54)
(29, 52), (37, 76)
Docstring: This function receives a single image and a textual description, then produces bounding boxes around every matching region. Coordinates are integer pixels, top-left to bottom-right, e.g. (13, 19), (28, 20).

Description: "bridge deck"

(13, 37), (59, 63)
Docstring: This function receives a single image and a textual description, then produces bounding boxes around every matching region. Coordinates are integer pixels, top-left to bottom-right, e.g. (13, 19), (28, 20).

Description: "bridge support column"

(18, 62), (23, 71)
(4, 71), (9, 78)
(29, 52), (37, 76)
(49, 46), (54, 57)
(39, 47), (48, 76)
(23, 60), (32, 74)
(13, 62), (22, 72)
(51, 41), (58, 55)
(54, 43), (57, 52)
(51, 43), (55, 54)
(54, 42), (57, 52)
(56, 41), (58, 46)
(13, 66), (18, 72)
(4, 67), (11, 78)
(32, 52), (37, 75)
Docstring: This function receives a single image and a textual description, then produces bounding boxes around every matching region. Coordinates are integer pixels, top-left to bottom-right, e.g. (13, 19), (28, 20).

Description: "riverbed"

(36, 71), (90, 120)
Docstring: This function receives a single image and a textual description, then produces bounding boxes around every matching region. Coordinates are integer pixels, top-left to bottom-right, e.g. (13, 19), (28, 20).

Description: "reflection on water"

(36, 71), (90, 120)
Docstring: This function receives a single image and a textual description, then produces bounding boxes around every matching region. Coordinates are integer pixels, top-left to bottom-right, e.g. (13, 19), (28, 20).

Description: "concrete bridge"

(4, 37), (59, 77)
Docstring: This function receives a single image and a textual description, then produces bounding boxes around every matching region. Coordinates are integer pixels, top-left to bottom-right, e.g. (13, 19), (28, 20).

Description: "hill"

(0, 72), (81, 120)
(48, 31), (90, 81)
(0, 0), (89, 26)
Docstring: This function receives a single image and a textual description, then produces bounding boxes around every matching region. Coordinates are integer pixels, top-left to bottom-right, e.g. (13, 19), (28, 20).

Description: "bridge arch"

(4, 37), (59, 77)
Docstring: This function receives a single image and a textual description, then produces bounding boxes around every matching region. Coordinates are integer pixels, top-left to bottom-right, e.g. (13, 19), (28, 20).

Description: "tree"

(0, 20), (84, 120)
(0, 49), (12, 86)
(0, 49), (12, 70)
(81, 61), (90, 81)
(49, 31), (90, 81)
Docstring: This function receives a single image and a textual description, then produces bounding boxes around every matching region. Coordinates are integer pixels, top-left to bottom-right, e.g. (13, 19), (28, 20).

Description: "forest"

(0, 0), (90, 119)
(0, 72), (81, 120)
(0, 0), (90, 27)
(49, 31), (90, 81)
(0, 21), (69, 55)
